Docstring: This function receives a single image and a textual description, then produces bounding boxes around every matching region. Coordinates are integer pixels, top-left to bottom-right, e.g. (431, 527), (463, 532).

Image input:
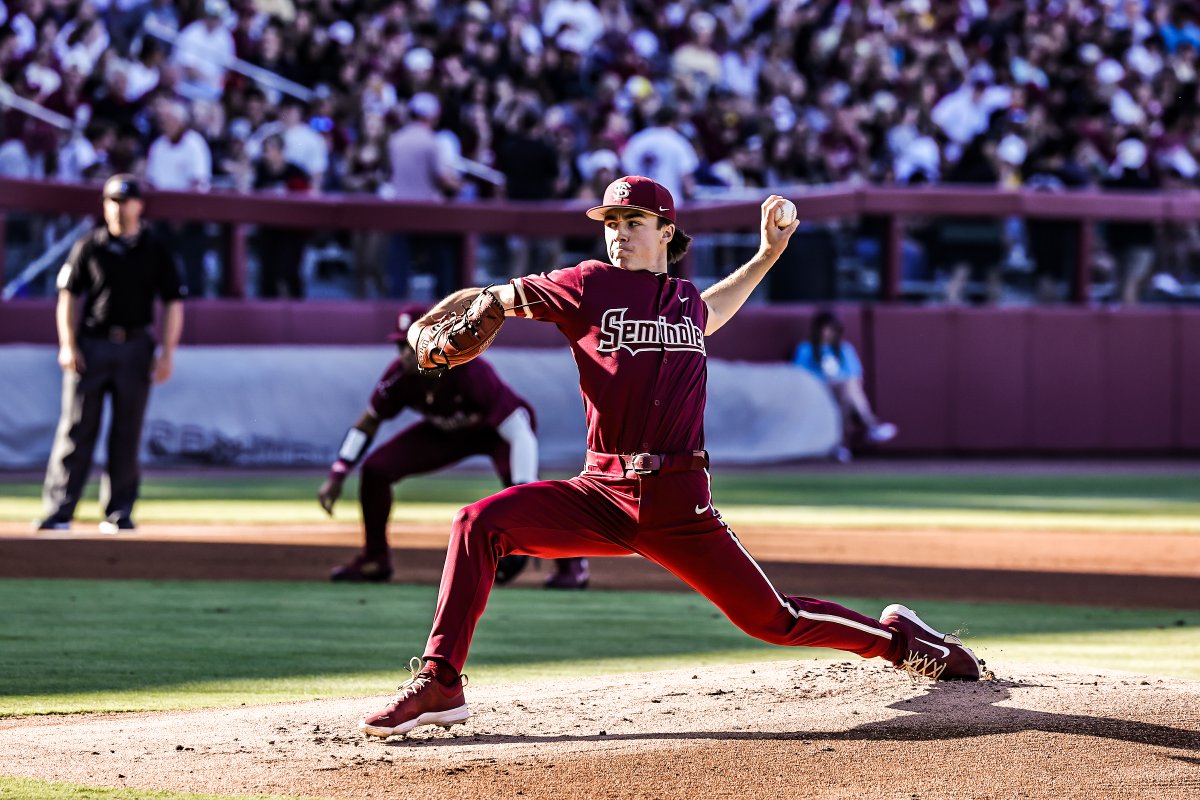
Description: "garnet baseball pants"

(424, 468), (898, 672)
(359, 422), (513, 559)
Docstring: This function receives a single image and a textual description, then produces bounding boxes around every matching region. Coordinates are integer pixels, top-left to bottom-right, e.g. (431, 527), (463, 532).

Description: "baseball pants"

(359, 421), (514, 559)
(424, 468), (899, 672)
(42, 336), (154, 523)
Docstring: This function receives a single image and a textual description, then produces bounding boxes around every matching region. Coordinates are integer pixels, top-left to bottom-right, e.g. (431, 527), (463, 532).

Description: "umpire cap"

(103, 174), (143, 201)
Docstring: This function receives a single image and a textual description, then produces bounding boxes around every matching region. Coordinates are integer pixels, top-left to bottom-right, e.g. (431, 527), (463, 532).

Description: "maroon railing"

(2, 177), (1198, 301)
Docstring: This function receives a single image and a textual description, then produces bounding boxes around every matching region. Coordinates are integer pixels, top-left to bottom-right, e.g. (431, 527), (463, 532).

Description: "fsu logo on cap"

(611, 181), (632, 199)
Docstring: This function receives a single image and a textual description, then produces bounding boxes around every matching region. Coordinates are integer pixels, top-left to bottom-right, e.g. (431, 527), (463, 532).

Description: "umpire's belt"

(586, 449), (709, 477)
(81, 326), (150, 343)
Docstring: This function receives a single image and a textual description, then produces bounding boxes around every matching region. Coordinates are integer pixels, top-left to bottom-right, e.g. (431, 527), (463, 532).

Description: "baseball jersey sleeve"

(457, 359), (526, 429)
(367, 359), (410, 421)
(55, 236), (92, 295)
(509, 264), (586, 326)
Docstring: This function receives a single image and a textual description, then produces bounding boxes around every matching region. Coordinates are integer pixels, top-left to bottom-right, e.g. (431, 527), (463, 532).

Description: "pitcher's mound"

(3, 661), (1198, 799)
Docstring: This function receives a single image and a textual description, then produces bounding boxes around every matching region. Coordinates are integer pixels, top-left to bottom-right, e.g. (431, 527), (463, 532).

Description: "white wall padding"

(0, 345), (840, 470)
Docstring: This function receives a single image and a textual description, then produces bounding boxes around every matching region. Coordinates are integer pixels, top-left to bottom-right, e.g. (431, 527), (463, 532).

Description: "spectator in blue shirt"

(794, 310), (897, 462)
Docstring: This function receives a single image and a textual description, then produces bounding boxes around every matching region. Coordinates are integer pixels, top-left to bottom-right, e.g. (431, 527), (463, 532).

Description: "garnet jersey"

(511, 260), (707, 455)
(370, 356), (534, 432)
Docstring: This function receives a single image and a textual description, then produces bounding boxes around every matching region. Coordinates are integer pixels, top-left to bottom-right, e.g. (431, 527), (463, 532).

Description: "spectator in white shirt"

(620, 106), (700, 205)
(171, 0), (234, 102)
(146, 98), (212, 296)
(146, 99), (211, 191)
(279, 97), (328, 191)
(541, 0), (605, 51)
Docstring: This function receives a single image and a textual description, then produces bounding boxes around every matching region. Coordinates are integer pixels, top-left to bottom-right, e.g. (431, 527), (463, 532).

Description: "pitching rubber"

(360, 705), (470, 738)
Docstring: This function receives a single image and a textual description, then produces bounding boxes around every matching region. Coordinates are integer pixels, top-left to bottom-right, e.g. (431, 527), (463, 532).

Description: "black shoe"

(330, 554), (393, 582)
(34, 517), (71, 531)
(98, 518), (136, 534)
(494, 555), (529, 585)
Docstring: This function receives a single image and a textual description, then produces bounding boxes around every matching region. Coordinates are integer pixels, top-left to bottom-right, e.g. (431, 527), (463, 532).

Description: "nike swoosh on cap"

(659, 207), (670, 212)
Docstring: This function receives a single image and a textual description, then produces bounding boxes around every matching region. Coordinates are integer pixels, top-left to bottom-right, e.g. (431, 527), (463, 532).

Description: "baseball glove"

(414, 287), (506, 374)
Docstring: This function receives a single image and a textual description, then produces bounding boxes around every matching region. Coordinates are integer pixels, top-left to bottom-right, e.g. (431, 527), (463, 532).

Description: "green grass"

(1, 579), (1196, 718)
(0, 779), (317, 800)
(2, 472), (1198, 531)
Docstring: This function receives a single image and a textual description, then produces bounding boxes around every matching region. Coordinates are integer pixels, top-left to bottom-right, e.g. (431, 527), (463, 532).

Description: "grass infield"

(0, 779), (315, 800)
(1, 579), (1197, 718)
(1, 471), (1199, 531)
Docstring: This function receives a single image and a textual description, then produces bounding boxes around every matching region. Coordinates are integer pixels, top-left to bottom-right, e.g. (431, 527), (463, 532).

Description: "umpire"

(37, 174), (185, 533)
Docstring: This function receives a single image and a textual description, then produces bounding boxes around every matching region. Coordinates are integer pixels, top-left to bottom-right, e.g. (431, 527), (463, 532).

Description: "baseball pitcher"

(357, 177), (982, 739)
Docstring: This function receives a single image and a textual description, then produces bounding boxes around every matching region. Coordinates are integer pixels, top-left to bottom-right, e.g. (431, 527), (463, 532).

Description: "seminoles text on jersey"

(597, 308), (706, 356)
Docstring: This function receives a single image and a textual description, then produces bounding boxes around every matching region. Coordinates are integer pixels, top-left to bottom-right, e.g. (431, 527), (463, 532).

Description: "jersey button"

(654, 400), (660, 406)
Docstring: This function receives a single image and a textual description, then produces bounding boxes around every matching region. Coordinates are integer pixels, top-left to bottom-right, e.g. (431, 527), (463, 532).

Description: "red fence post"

(1071, 220), (1093, 304)
(225, 223), (248, 299)
(460, 232), (478, 288)
(877, 213), (902, 302)
(0, 212), (7, 287)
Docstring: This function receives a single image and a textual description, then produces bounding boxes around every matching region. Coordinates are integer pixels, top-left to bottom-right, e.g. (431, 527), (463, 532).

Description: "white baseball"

(774, 198), (797, 229)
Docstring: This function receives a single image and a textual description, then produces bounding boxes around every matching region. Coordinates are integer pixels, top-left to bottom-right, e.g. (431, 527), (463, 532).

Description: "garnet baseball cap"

(586, 175), (676, 223)
(387, 310), (416, 343)
(103, 174), (142, 201)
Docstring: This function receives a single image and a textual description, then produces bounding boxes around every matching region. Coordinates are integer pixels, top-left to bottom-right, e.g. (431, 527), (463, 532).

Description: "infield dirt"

(2, 660), (1198, 799)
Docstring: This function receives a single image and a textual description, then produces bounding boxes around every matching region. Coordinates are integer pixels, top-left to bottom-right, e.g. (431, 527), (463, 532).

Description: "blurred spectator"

(344, 111), (390, 298)
(497, 106), (562, 277)
(172, 0), (234, 102)
(145, 98), (212, 297)
(936, 135), (1006, 305)
(794, 310), (896, 464)
(1101, 137), (1161, 304)
(253, 133), (311, 298)
(621, 106), (699, 206)
(0, 0), (1195, 305)
(386, 92), (460, 298)
(1023, 138), (1091, 303)
(56, 120), (114, 182)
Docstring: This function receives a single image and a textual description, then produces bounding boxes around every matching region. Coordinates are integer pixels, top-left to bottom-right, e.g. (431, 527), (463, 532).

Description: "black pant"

(42, 336), (155, 523)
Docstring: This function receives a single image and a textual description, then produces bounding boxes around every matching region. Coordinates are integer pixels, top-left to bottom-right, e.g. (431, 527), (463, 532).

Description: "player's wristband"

(331, 426), (373, 476)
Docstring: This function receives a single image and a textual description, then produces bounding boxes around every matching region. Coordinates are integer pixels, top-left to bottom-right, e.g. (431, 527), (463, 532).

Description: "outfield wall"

(0, 345), (841, 470)
(2, 301), (1198, 455)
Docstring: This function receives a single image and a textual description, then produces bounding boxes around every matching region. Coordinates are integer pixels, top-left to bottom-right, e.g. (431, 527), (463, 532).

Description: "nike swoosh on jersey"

(914, 637), (950, 658)
(694, 504), (709, 515)
(679, 296), (689, 302)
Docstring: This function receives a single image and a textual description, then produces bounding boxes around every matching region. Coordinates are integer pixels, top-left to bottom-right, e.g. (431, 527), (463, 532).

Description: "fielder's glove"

(414, 287), (506, 374)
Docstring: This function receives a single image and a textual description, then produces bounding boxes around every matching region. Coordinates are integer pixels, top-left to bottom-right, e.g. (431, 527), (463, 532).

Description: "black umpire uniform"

(39, 175), (185, 532)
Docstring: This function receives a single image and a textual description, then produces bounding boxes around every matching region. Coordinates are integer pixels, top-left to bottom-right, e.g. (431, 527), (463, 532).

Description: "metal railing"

(2, 177), (1198, 301)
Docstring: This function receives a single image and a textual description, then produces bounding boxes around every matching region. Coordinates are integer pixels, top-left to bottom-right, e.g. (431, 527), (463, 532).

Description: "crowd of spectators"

(2, 0), (1200, 302)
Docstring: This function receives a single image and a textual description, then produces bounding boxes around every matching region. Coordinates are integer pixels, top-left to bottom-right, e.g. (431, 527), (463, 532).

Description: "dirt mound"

(3, 661), (1198, 799)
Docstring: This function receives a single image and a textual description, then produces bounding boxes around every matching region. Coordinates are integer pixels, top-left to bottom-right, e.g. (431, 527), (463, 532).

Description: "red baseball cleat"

(544, 557), (589, 590)
(360, 657), (469, 738)
(880, 604), (982, 681)
(330, 554), (393, 583)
